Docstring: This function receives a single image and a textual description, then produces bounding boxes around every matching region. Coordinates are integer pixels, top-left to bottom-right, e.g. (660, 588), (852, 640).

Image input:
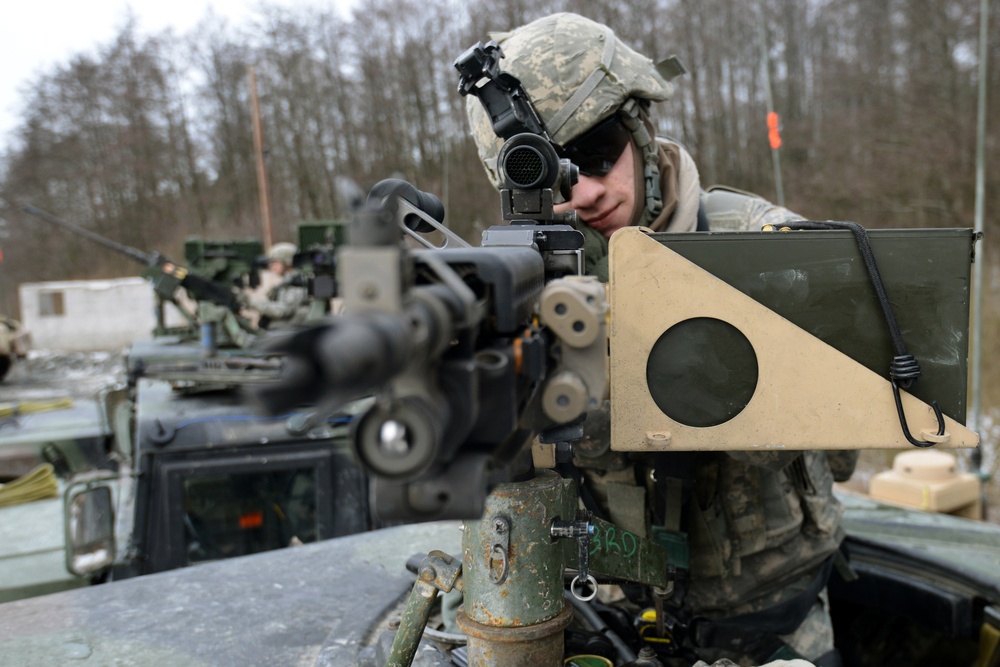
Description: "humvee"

(0, 339), (371, 603)
(0, 227), (368, 603)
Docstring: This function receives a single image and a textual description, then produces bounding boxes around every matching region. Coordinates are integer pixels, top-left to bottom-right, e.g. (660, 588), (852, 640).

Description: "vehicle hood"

(0, 521), (462, 666)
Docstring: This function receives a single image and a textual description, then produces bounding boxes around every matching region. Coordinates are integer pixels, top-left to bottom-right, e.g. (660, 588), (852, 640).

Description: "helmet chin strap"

(618, 98), (662, 228)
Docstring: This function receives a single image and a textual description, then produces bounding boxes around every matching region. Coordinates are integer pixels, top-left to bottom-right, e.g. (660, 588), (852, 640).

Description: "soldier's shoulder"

(701, 185), (804, 231)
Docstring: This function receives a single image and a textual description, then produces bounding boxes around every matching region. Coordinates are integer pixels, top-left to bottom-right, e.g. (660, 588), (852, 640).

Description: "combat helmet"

(268, 242), (298, 266)
(465, 13), (685, 226)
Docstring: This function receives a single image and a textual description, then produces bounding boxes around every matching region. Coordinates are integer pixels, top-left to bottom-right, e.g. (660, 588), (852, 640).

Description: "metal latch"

(551, 515), (597, 601)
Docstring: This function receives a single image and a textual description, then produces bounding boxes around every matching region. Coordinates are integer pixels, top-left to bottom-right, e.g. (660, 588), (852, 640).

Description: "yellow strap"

(0, 397), (74, 418)
(0, 463), (59, 507)
(979, 620), (1000, 667)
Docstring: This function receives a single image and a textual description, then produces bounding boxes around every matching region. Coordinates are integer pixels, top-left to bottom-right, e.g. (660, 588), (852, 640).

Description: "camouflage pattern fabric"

(691, 591), (834, 665)
(247, 272), (311, 329)
(466, 12), (674, 189)
(826, 450), (860, 483)
(682, 451), (843, 614)
(701, 185), (805, 231)
(267, 242), (297, 265)
(777, 590), (836, 660)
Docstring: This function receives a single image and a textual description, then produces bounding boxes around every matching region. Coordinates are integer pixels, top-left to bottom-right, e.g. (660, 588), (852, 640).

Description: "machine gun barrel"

(23, 204), (156, 265)
(23, 204), (241, 313)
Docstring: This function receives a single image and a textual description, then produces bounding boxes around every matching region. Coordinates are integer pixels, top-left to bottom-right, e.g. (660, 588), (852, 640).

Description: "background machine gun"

(23, 205), (260, 349)
(253, 41), (980, 667)
(291, 220), (346, 316)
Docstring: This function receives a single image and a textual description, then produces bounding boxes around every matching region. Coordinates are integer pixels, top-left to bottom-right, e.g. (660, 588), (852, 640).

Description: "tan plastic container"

(869, 450), (982, 519)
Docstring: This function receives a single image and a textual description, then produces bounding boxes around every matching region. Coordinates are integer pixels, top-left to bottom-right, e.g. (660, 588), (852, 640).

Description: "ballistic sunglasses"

(555, 115), (633, 177)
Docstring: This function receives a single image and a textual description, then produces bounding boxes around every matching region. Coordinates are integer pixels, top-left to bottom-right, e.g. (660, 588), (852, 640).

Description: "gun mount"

(250, 183), (981, 666)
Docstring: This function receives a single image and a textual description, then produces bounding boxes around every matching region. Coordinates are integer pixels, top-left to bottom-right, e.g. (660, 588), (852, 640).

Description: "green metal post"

(456, 469), (576, 666)
(386, 550), (462, 667)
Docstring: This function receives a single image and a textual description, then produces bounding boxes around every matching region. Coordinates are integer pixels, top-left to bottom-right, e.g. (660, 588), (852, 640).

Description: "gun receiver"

(253, 180), (608, 521)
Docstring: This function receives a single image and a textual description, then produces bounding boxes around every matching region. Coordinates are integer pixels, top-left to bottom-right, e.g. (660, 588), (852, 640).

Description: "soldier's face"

(554, 141), (635, 239)
(269, 259), (288, 276)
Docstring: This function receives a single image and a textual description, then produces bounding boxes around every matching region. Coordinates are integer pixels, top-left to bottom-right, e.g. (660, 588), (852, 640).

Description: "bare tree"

(0, 0), (995, 320)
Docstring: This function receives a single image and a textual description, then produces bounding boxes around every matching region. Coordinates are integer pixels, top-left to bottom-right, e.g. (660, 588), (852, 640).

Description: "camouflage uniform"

(246, 243), (311, 329)
(465, 13), (857, 665)
(577, 167), (856, 664)
(247, 276), (310, 329)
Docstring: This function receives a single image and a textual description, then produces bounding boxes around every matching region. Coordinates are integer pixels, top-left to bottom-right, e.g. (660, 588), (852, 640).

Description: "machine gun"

(253, 46), (607, 522)
(292, 220), (346, 306)
(250, 161), (623, 666)
(22, 205), (259, 348)
(245, 44), (680, 665)
(251, 42), (980, 667)
(253, 173), (606, 522)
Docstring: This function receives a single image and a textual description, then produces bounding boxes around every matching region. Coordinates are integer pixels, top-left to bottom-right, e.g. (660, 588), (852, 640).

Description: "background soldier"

(244, 242), (310, 329)
(466, 13), (857, 666)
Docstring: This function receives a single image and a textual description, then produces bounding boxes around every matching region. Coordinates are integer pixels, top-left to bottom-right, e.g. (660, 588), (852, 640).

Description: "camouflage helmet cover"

(466, 13), (675, 189)
(267, 242), (298, 266)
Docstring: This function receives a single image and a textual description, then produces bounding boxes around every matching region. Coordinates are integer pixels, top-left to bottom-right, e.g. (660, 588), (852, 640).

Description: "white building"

(18, 278), (188, 351)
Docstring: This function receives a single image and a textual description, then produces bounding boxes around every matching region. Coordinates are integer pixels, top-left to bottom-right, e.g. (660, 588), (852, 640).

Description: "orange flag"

(767, 112), (782, 150)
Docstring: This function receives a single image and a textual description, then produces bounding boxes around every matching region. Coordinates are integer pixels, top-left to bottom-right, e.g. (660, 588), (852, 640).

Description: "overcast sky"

(0, 0), (356, 146)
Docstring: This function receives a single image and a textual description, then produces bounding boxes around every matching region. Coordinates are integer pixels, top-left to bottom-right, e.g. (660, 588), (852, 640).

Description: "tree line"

(0, 0), (996, 409)
(1, 0), (996, 261)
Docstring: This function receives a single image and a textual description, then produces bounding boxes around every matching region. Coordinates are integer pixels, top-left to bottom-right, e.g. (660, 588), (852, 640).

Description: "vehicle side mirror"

(64, 481), (115, 576)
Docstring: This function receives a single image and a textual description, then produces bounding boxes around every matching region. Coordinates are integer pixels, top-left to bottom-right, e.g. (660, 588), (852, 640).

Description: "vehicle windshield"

(182, 468), (317, 563)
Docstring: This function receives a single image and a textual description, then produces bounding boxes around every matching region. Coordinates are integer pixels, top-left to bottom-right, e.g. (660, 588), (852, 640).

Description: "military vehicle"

(1, 41), (995, 667)
(0, 375), (369, 603)
(0, 393), (108, 601)
(1, 490), (998, 666)
(0, 223), (372, 603)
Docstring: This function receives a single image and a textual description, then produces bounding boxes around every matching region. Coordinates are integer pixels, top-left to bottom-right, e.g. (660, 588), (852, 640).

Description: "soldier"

(245, 242), (311, 329)
(465, 13), (857, 667)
